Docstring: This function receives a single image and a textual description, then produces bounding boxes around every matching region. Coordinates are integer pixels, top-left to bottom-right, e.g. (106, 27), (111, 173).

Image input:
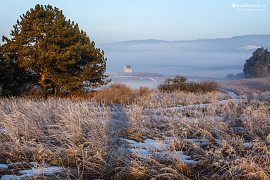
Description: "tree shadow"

(103, 104), (132, 179)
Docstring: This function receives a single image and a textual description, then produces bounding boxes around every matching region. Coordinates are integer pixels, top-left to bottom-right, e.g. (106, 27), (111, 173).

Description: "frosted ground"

(1, 81), (270, 179)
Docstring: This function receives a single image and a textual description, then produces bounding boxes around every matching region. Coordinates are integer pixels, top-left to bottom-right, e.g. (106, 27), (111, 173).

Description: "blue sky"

(0, 0), (269, 43)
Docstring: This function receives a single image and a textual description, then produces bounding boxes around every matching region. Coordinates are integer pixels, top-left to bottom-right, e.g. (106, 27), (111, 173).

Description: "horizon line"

(99, 34), (270, 45)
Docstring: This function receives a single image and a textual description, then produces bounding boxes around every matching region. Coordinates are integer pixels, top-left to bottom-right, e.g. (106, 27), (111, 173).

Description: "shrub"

(158, 76), (187, 92)
(158, 76), (219, 93)
(92, 84), (150, 105)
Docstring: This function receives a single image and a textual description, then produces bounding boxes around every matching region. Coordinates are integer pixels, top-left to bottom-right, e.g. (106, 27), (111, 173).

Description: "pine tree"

(2, 4), (107, 96)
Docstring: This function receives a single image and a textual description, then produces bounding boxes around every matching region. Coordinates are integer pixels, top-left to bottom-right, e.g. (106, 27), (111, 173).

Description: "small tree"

(2, 4), (107, 96)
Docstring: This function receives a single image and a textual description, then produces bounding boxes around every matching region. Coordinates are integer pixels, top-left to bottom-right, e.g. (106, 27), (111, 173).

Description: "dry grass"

(138, 90), (229, 108)
(92, 83), (150, 105)
(222, 77), (270, 94)
(0, 98), (109, 179)
(118, 89), (270, 179)
(0, 85), (270, 179)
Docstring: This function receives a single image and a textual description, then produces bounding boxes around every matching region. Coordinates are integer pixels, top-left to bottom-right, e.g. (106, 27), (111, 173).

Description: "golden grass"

(222, 77), (270, 95)
(0, 87), (270, 179)
(92, 83), (150, 105)
(0, 98), (109, 178)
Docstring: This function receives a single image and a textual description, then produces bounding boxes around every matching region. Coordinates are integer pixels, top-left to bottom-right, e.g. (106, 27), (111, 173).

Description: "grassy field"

(0, 82), (270, 179)
(222, 77), (270, 94)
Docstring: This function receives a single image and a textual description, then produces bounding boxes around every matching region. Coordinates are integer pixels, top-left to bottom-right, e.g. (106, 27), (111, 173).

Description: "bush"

(158, 76), (219, 93)
(158, 76), (187, 92)
(92, 84), (150, 105)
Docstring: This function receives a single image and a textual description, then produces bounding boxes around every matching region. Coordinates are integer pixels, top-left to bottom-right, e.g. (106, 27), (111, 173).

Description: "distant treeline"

(225, 72), (245, 80)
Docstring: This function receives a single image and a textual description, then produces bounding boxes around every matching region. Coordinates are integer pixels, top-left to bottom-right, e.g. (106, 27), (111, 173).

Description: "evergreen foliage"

(2, 4), (107, 96)
(0, 44), (34, 96)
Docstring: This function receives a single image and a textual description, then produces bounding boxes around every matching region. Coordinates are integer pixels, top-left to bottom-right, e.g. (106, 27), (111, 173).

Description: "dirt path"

(219, 88), (240, 100)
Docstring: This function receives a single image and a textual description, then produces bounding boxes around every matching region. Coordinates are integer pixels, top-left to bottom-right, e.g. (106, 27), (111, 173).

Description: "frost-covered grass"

(138, 90), (229, 108)
(0, 89), (270, 179)
(222, 77), (270, 95)
(0, 98), (109, 179)
(125, 94), (270, 179)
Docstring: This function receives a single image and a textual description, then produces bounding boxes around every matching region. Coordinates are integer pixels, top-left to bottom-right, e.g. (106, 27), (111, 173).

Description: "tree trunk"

(39, 72), (46, 89)
(39, 67), (47, 91)
(53, 84), (61, 96)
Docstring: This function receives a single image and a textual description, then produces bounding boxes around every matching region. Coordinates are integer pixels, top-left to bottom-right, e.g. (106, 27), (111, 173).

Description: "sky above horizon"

(0, 0), (269, 44)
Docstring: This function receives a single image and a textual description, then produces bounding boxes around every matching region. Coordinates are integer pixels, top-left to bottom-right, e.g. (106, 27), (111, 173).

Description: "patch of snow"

(0, 164), (8, 169)
(125, 138), (169, 151)
(123, 138), (197, 165)
(0, 128), (6, 134)
(0, 174), (34, 180)
(0, 175), (21, 180)
(19, 166), (65, 176)
(243, 142), (253, 148)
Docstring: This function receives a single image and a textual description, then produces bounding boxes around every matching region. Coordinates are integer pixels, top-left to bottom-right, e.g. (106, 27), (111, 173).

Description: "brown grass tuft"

(92, 83), (150, 105)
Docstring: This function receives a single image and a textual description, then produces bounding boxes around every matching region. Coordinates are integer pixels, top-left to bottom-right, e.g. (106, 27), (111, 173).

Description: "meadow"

(0, 79), (270, 179)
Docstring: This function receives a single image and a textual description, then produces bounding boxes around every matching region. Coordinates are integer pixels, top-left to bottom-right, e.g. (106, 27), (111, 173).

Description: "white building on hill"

(123, 65), (133, 73)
